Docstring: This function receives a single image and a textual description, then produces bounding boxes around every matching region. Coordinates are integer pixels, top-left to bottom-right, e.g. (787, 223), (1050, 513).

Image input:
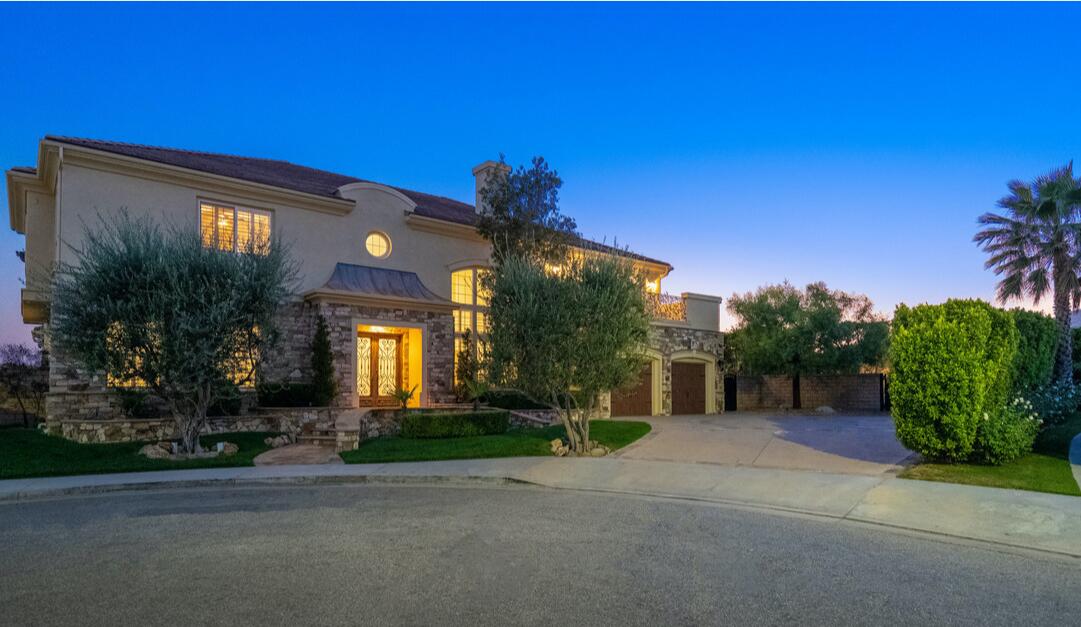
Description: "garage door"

(611, 363), (652, 417)
(672, 362), (706, 414)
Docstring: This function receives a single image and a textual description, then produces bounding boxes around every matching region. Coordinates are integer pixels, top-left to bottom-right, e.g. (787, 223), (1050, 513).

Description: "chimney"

(472, 160), (510, 214)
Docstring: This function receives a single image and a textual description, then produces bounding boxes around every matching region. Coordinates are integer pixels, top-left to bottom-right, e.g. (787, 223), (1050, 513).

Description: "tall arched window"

(451, 267), (490, 372)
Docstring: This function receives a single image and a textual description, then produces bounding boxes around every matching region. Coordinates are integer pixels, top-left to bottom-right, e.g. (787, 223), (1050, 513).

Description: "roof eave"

(43, 138), (357, 216)
(7, 142), (58, 234)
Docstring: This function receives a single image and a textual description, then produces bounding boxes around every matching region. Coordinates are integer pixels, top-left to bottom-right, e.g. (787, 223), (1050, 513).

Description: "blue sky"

(2, 2), (1080, 345)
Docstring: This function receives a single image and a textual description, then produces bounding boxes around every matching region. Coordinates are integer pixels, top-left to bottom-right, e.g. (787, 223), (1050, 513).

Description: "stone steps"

(296, 432), (337, 447)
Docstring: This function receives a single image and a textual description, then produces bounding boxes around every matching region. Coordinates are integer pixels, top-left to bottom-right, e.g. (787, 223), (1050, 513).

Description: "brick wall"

(800, 374), (882, 411)
(735, 375), (793, 410)
(733, 374), (883, 411)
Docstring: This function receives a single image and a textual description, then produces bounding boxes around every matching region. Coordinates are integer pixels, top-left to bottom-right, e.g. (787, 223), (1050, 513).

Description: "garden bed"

(0, 428), (277, 479)
(339, 420), (651, 464)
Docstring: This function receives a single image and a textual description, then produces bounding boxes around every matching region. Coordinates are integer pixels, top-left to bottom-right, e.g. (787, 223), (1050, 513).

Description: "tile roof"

(321, 263), (450, 304)
(42, 136), (669, 267)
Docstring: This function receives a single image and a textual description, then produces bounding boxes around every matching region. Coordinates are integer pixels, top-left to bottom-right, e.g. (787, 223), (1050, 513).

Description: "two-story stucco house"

(6, 136), (723, 440)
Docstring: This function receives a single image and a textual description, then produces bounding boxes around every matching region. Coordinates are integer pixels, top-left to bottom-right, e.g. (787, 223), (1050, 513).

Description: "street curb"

(2, 470), (1078, 560)
(0, 474), (520, 502)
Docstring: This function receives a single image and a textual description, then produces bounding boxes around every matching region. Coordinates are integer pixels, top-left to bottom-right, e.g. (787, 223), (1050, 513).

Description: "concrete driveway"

(616, 412), (913, 475)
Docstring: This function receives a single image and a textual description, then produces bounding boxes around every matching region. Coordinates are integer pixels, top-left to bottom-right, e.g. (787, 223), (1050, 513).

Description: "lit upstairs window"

(200, 202), (271, 254)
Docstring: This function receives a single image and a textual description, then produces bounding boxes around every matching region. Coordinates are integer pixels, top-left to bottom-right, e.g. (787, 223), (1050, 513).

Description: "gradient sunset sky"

(2, 3), (1080, 345)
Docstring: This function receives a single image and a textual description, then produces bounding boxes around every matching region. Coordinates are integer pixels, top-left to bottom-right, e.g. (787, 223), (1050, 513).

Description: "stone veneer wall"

(596, 323), (724, 418)
(44, 296), (454, 438)
(262, 299), (456, 408)
(649, 323), (725, 416)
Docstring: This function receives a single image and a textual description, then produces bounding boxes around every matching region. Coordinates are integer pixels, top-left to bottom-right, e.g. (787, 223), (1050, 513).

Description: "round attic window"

(365, 232), (391, 259)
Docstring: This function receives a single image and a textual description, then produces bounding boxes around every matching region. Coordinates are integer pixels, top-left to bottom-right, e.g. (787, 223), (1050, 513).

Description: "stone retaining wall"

(59, 407), (343, 444)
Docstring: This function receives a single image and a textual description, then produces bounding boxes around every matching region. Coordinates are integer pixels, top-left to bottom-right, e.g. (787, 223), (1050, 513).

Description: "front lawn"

(340, 420), (651, 464)
(0, 428), (276, 480)
(900, 413), (1081, 496)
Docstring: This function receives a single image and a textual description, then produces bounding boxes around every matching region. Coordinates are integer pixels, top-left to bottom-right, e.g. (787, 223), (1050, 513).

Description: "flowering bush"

(1025, 381), (1081, 426)
(970, 397), (1040, 465)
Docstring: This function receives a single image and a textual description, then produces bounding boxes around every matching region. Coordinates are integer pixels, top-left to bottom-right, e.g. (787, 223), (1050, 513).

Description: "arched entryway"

(669, 350), (717, 414)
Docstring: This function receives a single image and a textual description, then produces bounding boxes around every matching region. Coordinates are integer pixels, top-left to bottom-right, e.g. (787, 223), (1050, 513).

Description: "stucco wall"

(56, 163), (491, 299)
(23, 188), (55, 295)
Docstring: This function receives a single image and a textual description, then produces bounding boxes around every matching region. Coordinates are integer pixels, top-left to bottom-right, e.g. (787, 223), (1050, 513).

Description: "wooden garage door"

(611, 363), (652, 417)
(672, 362), (706, 415)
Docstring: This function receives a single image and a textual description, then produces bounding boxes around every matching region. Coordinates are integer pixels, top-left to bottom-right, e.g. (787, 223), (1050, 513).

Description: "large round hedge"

(890, 299), (1019, 462)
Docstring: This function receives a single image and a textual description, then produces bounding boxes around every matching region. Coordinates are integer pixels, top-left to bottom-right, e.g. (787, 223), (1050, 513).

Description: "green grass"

(340, 420), (651, 464)
(0, 429), (276, 480)
(900, 413), (1081, 496)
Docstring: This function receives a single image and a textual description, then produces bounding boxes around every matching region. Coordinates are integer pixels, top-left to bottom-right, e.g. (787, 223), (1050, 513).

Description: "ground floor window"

(451, 267), (490, 378)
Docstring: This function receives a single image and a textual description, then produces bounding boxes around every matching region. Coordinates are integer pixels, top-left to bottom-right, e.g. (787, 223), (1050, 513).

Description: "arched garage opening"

(670, 350), (717, 415)
(610, 351), (663, 417)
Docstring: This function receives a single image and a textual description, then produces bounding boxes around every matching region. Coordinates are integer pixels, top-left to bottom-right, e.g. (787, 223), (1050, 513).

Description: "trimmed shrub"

(1010, 309), (1057, 396)
(114, 388), (160, 419)
(207, 394), (242, 417)
(454, 330), (480, 402)
(890, 300), (1019, 462)
(310, 315), (338, 406)
(257, 382), (316, 407)
(481, 389), (548, 411)
(400, 410), (510, 439)
(970, 397), (1041, 465)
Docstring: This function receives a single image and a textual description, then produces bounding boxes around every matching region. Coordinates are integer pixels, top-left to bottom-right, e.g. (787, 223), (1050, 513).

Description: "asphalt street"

(1, 483), (1078, 626)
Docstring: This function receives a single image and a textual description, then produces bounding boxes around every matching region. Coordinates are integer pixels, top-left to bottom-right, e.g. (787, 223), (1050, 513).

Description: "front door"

(357, 332), (402, 407)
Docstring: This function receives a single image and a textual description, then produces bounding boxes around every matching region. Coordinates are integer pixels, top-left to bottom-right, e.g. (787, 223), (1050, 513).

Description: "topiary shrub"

(890, 299), (1019, 462)
(1010, 309), (1057, 396)
(310, 314), (338, 406)
(399, 410), (510, 439)
(970, 397), (1041, 465)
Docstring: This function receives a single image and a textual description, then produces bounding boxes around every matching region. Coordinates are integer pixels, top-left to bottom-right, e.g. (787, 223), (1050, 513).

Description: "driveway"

(616, 412), (913, 475)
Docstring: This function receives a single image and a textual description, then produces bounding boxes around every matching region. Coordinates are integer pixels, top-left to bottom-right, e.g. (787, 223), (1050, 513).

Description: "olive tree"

(476, 155), (578, 266)
(725, 281), (888, 376)
(50, 214), (295, 454)
(487, 255), (650, 454)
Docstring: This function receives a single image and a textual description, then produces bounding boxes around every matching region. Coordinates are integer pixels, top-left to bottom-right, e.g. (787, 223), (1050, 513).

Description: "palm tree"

(975, 162), (1081, 385)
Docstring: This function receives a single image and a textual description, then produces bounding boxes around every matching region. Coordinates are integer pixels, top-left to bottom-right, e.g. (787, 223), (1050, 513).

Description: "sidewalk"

(1, 457), (1079, 558)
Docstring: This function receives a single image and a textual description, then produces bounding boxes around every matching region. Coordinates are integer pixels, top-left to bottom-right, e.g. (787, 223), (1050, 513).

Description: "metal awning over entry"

(304, 263), (456, 312)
